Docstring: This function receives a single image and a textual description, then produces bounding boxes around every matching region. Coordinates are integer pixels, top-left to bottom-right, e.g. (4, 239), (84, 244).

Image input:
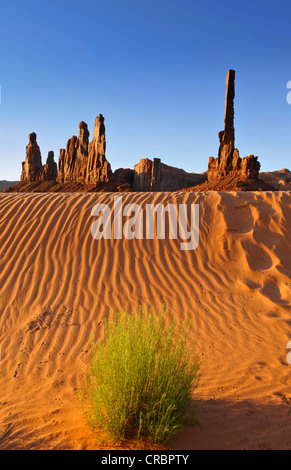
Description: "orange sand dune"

(0, 191), (291, 450)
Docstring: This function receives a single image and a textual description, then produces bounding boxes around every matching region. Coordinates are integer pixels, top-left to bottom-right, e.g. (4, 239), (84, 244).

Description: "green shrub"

(79, 305), (201, 443)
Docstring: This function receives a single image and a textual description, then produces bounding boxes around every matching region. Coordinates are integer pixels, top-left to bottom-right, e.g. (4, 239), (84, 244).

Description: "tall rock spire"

(218, 69), (235, 169)
(207, 69), (260, 182)
(75, 121), (90, 182)
(21, 133), (43, 183)
(86, 114), (112, 184)
(42, 151), (58, 180)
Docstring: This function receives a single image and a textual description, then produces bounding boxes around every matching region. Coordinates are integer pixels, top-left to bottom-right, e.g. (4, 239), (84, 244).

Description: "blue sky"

(0, 0), (291, 180)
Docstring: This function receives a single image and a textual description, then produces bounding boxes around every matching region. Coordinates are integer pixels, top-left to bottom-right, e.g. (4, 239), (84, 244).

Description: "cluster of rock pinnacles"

(21, 115), (112, 186)
(20, 70), (262, 191)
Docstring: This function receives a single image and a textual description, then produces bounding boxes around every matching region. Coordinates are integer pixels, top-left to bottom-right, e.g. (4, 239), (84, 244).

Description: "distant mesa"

(132, 158), (161, 192)
(259, 169), (291, 190)
(0, 180), (19, 191)
(4, 70), (288, 193)
(132, 158), (205, 191)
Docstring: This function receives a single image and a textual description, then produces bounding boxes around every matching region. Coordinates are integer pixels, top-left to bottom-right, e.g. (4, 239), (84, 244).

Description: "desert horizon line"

(2, 69), (291, 193)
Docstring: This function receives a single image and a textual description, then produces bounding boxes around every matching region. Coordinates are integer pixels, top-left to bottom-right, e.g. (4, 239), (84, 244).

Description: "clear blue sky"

(0, 0), (291, 180)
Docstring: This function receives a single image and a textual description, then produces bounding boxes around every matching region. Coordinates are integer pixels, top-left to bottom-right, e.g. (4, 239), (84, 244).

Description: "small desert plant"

(79, 305), (201, 443)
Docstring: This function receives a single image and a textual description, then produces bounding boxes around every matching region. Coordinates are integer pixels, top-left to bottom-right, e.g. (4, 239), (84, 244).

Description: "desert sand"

(0, 191), (291, 450)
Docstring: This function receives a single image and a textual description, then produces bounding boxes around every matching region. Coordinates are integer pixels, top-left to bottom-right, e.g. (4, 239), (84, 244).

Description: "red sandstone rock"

(132, 158), (161, 191)
(57, 149), (66, 183)
(86, 114), (112, 184)
(57, 122), (90, 183)
(132, 158), (206, 191)
(160, 163), (206, 191)
(113, 168), (134, 187)
(75, 121), (90, 183)
(21, 133), (58, 183)
(21, 133), (43, 183)
(58, 135), (78, 183)
(196, 69), (267, 190)
(259, 169), (291, 190)
(217, 69), (236, 171)
(16, 85), (278, 194)
(42, 151), (58, 180)
(57, 116), (112, 186)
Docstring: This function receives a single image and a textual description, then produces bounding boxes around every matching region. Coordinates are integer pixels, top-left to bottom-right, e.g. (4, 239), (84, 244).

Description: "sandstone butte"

(4, 70), (288, 193)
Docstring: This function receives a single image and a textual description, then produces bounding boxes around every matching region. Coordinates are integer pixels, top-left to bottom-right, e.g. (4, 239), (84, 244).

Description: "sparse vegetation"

(79, 305), (201, 443)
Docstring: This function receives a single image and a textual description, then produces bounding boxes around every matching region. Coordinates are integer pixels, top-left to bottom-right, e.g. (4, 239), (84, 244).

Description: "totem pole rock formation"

(207, 69), (261, 182)
(21, 133), (57, 183)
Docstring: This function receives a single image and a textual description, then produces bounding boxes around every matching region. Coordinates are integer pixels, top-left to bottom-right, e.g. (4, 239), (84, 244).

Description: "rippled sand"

(0, 191), (290, 449)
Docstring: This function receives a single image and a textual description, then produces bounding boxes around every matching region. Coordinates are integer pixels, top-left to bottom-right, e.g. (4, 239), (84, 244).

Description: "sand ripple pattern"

(0, 191), (291, 449)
